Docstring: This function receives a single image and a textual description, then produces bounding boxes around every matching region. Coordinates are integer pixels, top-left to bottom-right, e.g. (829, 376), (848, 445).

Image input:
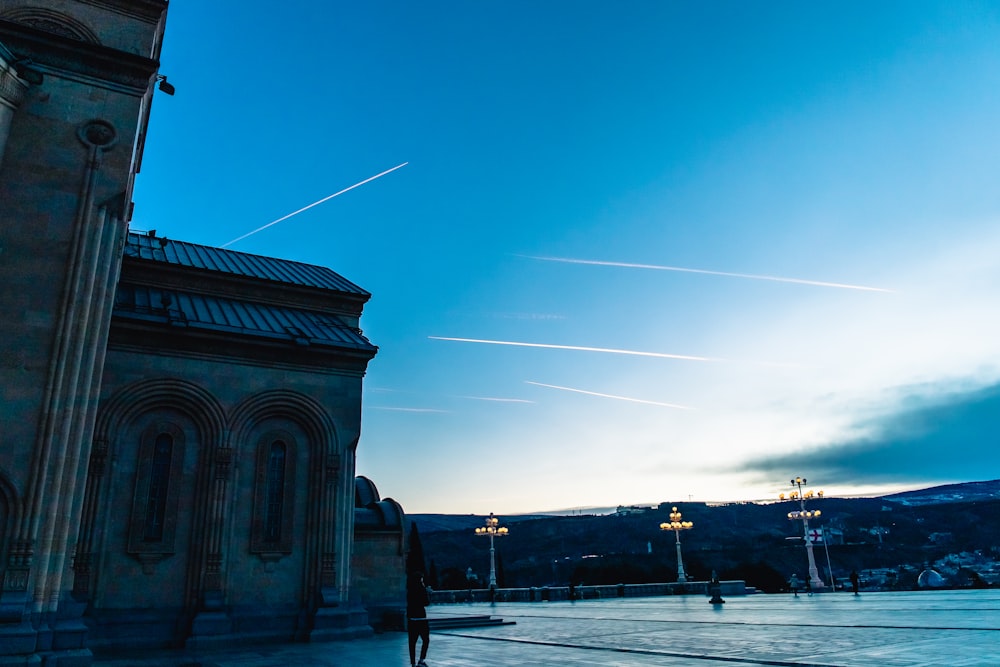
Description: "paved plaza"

(93, 589), (1000, 666)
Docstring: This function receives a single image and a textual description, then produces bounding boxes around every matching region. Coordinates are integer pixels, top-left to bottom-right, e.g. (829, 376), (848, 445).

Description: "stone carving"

(2, 568), (29, 592)
(0, 66), (27, 106)
(214, 447), (233, 480)
(0, 9), (101, 44)
(77, 119), (117, 149)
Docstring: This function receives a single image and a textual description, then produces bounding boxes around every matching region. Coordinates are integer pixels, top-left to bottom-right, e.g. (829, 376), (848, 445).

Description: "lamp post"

(781, 477), (825, 590)
(659, 506), (693, 583)
(475, 512), (508, 590)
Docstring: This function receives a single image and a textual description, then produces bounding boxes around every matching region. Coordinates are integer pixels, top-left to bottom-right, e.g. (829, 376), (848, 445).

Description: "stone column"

(187, 445), (236, 647)
(12, 122), (122, 655)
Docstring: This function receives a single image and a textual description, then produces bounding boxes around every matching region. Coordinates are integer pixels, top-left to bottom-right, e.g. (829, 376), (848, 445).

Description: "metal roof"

(114, 283), (377, 353)
(125, 232), (369, 296)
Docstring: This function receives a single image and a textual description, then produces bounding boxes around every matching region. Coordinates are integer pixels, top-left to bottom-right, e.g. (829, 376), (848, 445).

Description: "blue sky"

(135, 1), (1000, 513)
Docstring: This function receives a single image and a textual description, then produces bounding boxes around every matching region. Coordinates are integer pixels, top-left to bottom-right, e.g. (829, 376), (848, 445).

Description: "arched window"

(263, 440), (286, 543)
(143, 433), (173, 541)
(251, 430), (296, 555)
(128, 422), (185, 560)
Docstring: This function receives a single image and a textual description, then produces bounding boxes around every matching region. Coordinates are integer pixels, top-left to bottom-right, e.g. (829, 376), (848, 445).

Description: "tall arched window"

(128, 422), (185, 562)
(143, 433), (173, 541)
(263, 440), (286, 543)
(251, 430), (296, 555)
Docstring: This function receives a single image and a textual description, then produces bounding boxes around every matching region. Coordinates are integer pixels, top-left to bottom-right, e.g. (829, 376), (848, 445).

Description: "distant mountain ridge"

(410, 480), (1000, 531)
(412, 479), (1000, 592)
(882, 479), (1000, 506)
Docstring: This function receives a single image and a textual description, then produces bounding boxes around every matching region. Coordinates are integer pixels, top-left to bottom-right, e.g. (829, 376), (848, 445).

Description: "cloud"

(737, 381), (1000, 484)
(520, 255), (896, 293)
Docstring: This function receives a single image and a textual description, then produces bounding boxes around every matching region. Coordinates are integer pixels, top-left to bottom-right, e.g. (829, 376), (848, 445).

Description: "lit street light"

(475, 512), (508, 590)
(781, 476), (825, 590)
(659, 506), (693, 583)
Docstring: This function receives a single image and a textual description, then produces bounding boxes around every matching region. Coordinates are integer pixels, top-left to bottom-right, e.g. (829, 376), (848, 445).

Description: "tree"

(406, 522), (427, 576)
(428, 559), (440, 589)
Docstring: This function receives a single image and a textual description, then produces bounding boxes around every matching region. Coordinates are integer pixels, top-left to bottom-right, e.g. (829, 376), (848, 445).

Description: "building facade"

(0, 3), (405, 663)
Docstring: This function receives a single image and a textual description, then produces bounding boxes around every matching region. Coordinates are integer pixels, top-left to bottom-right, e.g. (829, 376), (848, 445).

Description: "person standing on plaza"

(789, 573), (800, 597)
(850, 570), (860, 595)
(407, 571), (431, 667)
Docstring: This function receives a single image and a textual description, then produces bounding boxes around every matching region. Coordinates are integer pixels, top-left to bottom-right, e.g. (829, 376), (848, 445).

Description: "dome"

(917, 569), (945, 588)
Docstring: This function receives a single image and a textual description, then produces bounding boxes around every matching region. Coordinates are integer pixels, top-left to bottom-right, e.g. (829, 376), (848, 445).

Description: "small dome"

(917, 569), (945, 588)
(355, 475), (380, 507)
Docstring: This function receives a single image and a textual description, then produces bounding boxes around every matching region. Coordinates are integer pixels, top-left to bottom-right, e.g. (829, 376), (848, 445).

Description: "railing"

(428, 580), (748, 604)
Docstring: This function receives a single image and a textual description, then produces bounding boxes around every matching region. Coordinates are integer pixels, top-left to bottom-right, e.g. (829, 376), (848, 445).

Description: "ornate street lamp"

(475, 512), (508, 590)
(659, 506), (693, 583)
(780, 476), (825, 590)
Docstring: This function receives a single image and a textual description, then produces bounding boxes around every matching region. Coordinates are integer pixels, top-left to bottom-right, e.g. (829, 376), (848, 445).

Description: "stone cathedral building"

(0, 2), (406, 664)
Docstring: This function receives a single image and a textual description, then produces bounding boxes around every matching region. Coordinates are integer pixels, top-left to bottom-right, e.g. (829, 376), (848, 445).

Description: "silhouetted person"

(850, 570), (860, 595)
(789, 573), (800, 597)
(804, 577), (812, 596)
(407, 572), (431, 667)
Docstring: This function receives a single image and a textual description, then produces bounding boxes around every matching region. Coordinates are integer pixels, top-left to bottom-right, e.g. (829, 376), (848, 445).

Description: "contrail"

(526, 381), (694, 410)
(221, 162), (408, 248)
(520, 255), (895, 293)
(453, 395), (536, 403)
(428, 336), (719, 362)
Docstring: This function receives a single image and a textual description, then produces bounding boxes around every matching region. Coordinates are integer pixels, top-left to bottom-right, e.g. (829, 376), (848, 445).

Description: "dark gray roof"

(125, 232), (369, 296)
(114, 283), (376, 353)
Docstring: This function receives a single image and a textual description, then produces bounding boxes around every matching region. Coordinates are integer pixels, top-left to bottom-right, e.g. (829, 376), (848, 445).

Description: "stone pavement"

(93, 589), (1000, 666)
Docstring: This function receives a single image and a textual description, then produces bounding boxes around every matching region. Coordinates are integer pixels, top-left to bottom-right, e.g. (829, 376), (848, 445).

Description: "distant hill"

(408, 513), (551, 534)
(410, 480), (1000, 593)
(883, 479), (1000, 506)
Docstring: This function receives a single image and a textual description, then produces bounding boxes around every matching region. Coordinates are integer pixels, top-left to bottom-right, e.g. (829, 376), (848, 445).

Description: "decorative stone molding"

(214, 447), (233, 481)
(2, 567), (28, 592)
(135, 552), (166, 575)
(325, 453), (340, 483)
(321, 552), (337, 588)
(77, 118), (117, 150)
(0, 17), (159, 93)
(88, 439), (109, 477)
(0, 64), (27, 108)
(0, 9), (101, 44)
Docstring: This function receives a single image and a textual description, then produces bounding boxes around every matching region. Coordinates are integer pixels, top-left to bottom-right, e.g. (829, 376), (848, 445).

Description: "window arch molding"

(0, 8), (101, 44)
(94, 378), (225, 447)
(228, 390), (337, 458)
(229, 391), (338, 569)
(91, 378), (225, 579)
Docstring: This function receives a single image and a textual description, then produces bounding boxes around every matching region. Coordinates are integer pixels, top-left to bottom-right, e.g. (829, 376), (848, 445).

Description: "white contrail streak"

(221, 162), (408, 248)
(428, 336), (718, 362)
(526, 381), (694, 410)
(453, 395), (536, 403)
(520, 255), (895, 293)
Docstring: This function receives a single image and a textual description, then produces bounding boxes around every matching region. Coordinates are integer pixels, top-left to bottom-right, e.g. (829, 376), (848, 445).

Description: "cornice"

(0, 18), (159, 92)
